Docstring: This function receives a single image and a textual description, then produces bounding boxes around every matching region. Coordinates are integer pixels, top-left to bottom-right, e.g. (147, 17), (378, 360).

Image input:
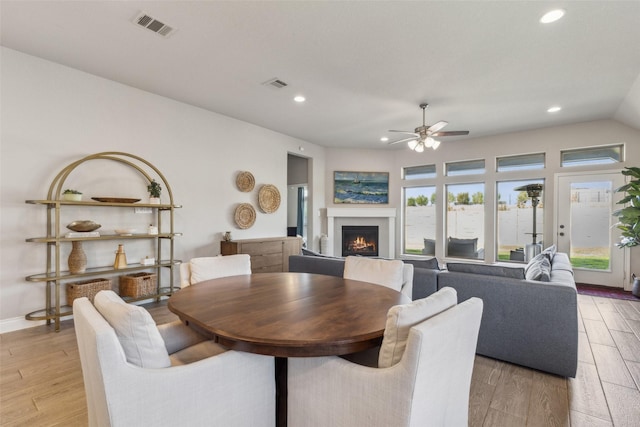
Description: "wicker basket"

(66, 278), (111, 305)
(119, 272), (157, 298)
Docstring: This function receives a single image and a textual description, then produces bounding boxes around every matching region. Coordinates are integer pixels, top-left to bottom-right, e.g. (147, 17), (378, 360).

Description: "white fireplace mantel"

(326, 208), (397, 258)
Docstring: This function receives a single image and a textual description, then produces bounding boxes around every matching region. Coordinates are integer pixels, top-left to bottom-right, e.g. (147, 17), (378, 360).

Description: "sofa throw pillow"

(343, 256), (404, 292)
(94, 290), (170, 368)
(402, 257), (440, 271)
(378, 287), (458, 368)
(541, 244), (557, 261)
(525, 252), (547, 272)
(446, 262), (525, 280)
(525, 256), (551, 282)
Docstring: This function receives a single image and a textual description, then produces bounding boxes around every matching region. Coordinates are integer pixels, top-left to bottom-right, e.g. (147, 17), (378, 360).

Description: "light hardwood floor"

(1, 294), (639, 426)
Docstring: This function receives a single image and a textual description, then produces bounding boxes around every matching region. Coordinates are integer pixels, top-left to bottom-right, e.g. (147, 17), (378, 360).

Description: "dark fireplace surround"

(342, 226), (379, 257)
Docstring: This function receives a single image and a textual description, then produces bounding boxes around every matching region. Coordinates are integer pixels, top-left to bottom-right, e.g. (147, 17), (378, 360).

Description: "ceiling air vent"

(133, 12), (177, 37)
(262, 78), (289, 89)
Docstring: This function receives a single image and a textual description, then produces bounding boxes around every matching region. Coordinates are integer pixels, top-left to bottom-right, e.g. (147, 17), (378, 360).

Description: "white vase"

(149, 197), (160, 205)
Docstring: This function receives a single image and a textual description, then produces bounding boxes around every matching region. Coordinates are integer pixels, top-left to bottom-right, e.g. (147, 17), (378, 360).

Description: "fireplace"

(342, 226), (378, 257)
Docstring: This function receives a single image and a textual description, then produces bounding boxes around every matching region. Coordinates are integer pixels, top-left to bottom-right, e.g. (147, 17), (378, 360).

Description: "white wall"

(0, 48), (326, 330)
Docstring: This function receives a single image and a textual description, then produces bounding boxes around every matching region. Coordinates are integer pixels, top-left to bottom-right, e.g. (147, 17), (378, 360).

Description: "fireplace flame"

(348, 236), (376, 253)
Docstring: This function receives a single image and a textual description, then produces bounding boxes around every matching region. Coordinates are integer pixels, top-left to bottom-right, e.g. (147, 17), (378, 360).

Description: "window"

(496, 179), (544, 262)
(446, 183), (484, 259)
(446, 159), (485, 176)
(497, 153), (545, 172)
(403, 186), (436, 255)
(561, 144), (623, 167)
(403, 164), (436, 180)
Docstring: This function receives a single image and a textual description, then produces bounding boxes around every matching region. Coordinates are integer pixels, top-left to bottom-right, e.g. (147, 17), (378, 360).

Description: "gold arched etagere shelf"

(25, 152), (182, 331)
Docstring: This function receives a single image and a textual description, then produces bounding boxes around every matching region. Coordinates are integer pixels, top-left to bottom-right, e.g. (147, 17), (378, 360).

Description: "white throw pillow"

(93, 290), (170, 368)
(189, 254), (251, 285)
(378, 287), (458, 368)
(343, 256), (404, 292)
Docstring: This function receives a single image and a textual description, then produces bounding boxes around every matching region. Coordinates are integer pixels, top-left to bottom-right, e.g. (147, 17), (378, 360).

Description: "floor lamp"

(514, 183), (543, 261)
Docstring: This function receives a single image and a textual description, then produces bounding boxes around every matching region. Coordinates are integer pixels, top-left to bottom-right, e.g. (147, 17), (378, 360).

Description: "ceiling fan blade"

(388, 137), (418, 146)
(388, 130), (419, 136)
(426, 121), (448, 133)
(431, 130), (470, 137)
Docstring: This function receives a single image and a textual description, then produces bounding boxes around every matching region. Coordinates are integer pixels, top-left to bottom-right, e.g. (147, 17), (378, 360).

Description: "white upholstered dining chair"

(179, 254), (251, 287)
(287, 288), (483, 427)
(343, 256), (414, 299)
(73, 291), (275, 427)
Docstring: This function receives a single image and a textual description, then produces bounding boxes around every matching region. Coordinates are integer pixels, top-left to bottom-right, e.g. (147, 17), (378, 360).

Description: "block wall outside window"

(403, 186), (436, 256)
(446, 183), (485, 260)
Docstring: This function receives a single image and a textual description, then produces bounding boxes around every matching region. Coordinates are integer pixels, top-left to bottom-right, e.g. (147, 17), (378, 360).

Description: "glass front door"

(556, 172), (626, 287)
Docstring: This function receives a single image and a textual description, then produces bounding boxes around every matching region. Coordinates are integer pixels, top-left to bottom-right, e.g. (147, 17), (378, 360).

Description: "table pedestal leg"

(275, 357), (287, 427)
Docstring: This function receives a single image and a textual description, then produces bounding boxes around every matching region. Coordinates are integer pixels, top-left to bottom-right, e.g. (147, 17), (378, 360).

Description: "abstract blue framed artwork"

(334, 171), (389, 204)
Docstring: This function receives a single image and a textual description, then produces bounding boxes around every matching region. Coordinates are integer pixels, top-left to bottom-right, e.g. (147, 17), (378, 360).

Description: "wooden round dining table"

(168, 272), (409, 427)
(167, 272), (409, 358)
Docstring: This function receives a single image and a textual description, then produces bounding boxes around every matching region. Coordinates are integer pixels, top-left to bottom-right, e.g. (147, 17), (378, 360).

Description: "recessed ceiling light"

(547, 106), (562, 113)
(540, 9), (565, 24)
(380, 137), (389, 142)
(294, 95), (306, 103)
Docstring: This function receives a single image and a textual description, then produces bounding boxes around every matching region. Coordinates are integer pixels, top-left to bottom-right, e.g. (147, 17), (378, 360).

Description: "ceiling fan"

(388, 103), (469, 152)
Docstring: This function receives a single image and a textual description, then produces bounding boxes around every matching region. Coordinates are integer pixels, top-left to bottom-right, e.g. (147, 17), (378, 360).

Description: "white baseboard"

(0, 316), (46, 333)
(0, 314), (75, 334)
(1, 295), (169, 334)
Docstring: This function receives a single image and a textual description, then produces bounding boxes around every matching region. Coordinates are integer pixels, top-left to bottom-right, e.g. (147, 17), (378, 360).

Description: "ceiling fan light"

(432, 139), (441, 150)
(408, 140), (419, 150)
(540, 9), (565, 24)
(415, 142), (425, 153)
(425, 137), (435, 148)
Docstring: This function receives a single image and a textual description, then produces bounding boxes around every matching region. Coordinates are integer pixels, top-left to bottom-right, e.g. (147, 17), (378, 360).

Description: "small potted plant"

(62, 189), (82, 202)
(147, 179), (162, 204)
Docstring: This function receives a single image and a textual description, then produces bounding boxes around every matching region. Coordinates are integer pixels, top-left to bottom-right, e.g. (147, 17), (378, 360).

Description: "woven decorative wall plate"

(258, 184), (281, 213)
(236, 171), (255, 192)
(234, 203), (256, 229)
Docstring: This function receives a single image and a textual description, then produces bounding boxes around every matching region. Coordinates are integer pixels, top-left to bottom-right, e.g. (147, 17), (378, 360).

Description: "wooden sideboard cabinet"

(220, 236), (302, 273)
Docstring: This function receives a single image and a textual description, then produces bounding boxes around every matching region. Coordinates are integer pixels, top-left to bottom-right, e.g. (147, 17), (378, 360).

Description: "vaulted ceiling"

(2, 1), (639, 149)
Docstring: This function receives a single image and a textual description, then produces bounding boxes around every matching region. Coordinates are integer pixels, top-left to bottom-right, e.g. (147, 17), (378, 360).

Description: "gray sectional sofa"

(288, 250), (578, 377)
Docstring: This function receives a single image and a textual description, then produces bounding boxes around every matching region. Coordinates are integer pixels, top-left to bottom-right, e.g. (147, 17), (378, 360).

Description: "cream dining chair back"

(180, 254), (251, 287)
(287, 291), (483, 427)
(343, 256), (413, 299)
(73, 292), (275, 427)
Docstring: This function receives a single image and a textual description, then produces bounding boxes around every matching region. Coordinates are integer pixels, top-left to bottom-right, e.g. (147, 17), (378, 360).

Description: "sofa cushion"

(402, 257), (440, 271)
(94, 290), (170, 368)
(550, 252), (574, 275)
(378, 287), (457, 368)
(525, 255), (551, 282)
(446, 262), (525, 280)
